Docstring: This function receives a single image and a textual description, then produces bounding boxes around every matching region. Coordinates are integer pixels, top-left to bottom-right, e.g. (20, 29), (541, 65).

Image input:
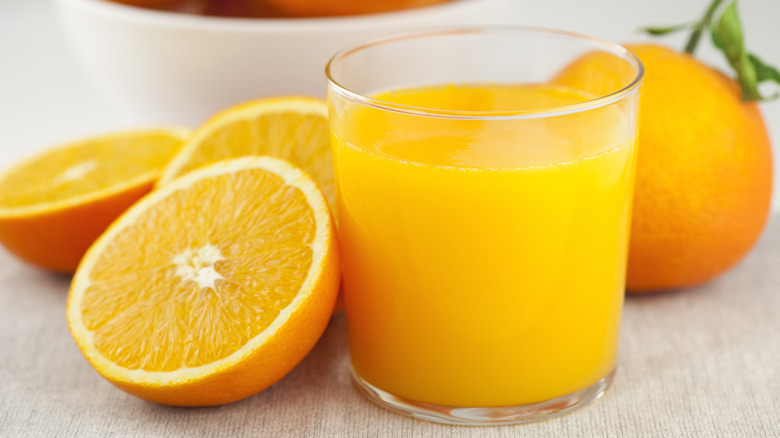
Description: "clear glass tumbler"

(326, 26), (643, 425)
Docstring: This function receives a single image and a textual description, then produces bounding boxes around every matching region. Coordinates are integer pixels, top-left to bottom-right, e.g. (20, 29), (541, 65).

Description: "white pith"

(54, 160), (99, 184)
(172, 244), (226, 291)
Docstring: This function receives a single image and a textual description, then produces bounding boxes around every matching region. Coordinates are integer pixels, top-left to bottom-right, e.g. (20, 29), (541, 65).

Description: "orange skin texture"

(83, 220), (341, 406)
(260, 0), (452, 17)
(625, 44), (772, 292)
(0, 182), (153, 273)
(557, 44), (773, 292)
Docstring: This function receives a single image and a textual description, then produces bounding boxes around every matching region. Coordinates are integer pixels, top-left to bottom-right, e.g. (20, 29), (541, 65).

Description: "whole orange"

(557, 43), (772, 292)
(260, 0), (451, 17)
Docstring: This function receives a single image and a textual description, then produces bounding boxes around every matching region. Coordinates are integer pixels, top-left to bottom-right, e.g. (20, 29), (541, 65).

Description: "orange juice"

(331, 83), (637, 407)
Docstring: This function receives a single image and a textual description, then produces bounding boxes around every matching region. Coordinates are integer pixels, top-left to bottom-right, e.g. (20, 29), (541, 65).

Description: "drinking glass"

(326, 26), (643, 425)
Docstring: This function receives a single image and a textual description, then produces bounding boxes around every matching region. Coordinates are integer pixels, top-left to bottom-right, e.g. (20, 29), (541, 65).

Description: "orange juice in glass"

(326, 27), (643, 425)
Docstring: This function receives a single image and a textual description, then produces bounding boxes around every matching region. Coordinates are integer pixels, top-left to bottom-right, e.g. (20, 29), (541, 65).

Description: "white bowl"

(56, 0), (509, 126)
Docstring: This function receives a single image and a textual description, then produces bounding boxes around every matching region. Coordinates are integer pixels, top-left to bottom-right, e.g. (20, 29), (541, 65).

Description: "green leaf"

(710, 1), (762, 100)
(749, 53), (780, 83)
(711, 1), (743, 64)
(749, 53), (780, 100)
(640, 23), (692, 36)
(643, 0), (780, 101)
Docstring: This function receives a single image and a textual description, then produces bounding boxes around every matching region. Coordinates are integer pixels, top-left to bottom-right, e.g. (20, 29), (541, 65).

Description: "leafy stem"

(684, 0), (724, 54)
(641, 0), (779, 101)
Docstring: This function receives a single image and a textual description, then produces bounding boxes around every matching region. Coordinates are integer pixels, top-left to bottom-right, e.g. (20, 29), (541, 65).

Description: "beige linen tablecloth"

(1, 218), (778, 437)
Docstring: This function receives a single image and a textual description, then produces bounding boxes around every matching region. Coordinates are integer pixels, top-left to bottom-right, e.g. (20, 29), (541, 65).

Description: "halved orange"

(67, 156), (340, 406)
(158, 96), (334, 211)
(0, 128), (189, 272)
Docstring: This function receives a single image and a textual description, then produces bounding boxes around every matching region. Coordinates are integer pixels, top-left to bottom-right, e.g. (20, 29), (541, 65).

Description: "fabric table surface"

(1, 218), (778, 438)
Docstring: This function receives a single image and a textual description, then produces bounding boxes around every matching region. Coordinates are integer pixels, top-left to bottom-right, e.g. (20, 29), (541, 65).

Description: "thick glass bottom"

(352, 367), (615, 426)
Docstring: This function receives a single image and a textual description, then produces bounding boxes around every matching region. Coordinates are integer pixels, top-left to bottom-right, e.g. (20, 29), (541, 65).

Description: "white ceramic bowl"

(56, 0), (508, 126)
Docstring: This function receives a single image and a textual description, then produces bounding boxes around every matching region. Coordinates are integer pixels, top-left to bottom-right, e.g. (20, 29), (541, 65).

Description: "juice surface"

(332, 83), (636, 407)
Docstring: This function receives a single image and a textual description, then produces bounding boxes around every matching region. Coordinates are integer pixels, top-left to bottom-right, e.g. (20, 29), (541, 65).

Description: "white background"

(1, 0), (779, 210)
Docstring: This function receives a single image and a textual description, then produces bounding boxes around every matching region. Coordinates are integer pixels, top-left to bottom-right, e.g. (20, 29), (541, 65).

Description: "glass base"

(352, 367), (615, 426)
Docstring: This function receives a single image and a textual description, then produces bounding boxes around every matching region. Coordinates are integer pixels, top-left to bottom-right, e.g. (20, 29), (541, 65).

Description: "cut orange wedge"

(67, 156), (340, 406)
(158, 96), (334, 211)
(0, 128), (189, 272)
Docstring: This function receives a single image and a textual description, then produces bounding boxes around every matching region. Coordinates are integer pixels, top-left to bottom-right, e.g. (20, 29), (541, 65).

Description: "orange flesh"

(81, 168), (316, 371)
(0, 133), (182, 208)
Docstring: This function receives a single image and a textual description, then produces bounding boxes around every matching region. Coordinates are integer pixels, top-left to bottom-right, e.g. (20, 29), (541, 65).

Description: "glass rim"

(325, 25), (645, 120)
